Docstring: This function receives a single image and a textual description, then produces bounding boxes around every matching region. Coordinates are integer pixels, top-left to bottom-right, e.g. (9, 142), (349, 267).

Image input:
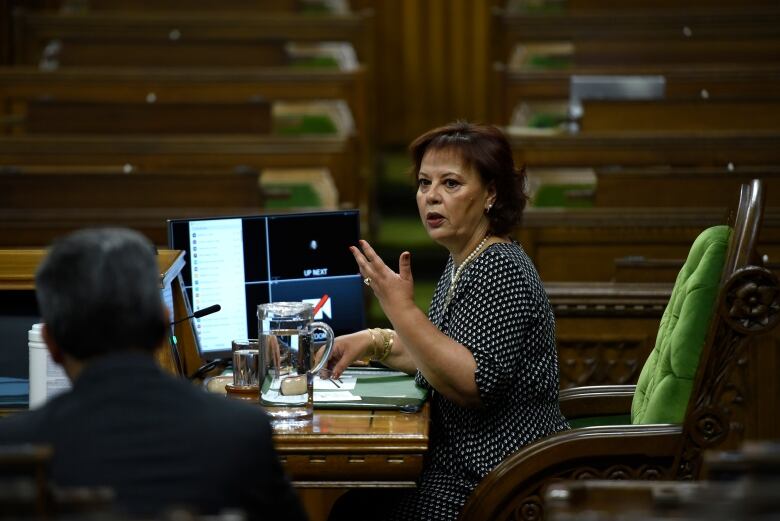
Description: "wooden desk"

(272, 404), (429, 521)
(273, 405), (429, 485)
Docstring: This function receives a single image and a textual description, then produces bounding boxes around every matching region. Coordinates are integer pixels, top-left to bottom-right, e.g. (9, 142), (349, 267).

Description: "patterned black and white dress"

(390, 242), (570, 521)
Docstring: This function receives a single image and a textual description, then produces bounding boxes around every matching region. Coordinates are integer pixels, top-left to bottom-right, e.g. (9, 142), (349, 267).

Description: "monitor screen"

(167, 210), (364, 360)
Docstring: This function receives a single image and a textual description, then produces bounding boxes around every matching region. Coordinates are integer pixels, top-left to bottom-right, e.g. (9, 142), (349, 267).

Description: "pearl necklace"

(443, 236), (489, 309)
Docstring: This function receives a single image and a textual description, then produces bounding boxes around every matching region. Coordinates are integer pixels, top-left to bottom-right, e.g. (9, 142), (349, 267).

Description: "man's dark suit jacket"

(0, 351), (307, 521)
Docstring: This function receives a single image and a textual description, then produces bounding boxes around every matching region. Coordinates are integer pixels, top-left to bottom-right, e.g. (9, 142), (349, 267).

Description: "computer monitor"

(167, 210), (364, 360)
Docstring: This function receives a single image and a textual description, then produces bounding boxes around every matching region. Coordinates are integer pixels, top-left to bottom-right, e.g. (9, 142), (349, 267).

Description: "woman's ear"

(486, 182), (497, 211)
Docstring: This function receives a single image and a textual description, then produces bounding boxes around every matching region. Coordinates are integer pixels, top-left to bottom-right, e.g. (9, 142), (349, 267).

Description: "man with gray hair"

(0, 228), (306, 520)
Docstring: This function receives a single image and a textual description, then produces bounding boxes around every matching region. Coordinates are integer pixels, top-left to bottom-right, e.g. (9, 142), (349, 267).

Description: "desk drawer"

(281, 453), (424, 482)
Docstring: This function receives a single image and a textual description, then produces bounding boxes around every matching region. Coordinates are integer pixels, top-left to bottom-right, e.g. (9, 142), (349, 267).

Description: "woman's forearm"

(379, 332), (418, 375)
(388, 307), (482, 408)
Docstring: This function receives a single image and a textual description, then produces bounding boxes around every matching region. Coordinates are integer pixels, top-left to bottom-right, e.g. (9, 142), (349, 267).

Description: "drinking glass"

(258, 302), (334, 427)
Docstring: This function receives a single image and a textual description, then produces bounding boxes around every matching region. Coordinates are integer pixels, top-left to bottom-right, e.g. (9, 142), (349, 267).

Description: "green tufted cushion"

(631, 225), (731, 425)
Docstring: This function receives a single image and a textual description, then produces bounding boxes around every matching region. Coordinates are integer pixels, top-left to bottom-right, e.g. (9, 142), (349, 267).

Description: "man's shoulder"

(0, 404), (51, 444)
(168, 379), (271, 429)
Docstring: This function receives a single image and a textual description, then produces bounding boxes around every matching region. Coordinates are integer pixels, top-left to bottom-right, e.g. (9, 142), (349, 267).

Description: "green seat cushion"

(533, 183), (595, 208)
(274, 114), (338, 135)
(569, 414), (631, 429)
(631, 225), (731, 425)
(263, 183), (322, 209)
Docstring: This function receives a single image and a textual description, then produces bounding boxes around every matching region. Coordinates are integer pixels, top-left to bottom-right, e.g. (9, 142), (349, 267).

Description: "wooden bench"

(593, 166), (780, 207)
(514, 207), (780, 282)
(12, 9), (375, 69)
(0, 67), (369, 148)
(492, 6), (780, 62)
(0, 133), (363, 214)
(508, 129), (780, 168)
(49, 0), (337, 13)
(546, 0), (778, 10)
(577, 99), (780, 133)
(0, 169), (264, 209)
(505, 38), (780, 71)
(490, 1), (780, 124)
(0, 166), (268, 246)
(493, 65), (780, 124)
(12, 98), (273, 134)
(0, 207), (272, 247)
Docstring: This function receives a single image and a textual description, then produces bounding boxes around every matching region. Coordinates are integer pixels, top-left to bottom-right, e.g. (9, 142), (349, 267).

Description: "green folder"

(261, 367), (429, 412)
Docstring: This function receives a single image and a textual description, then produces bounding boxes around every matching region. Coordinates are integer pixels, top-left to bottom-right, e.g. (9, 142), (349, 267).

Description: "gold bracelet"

(375, 329), (394, 362)
(367, 328), (383, 360)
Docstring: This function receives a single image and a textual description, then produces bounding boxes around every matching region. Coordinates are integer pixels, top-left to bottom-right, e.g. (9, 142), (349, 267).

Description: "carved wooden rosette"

(676, 266), (780, 480)
(558, 339), (648, 388)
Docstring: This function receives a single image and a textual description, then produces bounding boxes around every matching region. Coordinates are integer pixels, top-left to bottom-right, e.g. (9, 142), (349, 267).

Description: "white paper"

(314, 391), (361, 402)
(313, 375), (357, 391)
(261, 389), (361, 404)
(268, 375), (357, 391)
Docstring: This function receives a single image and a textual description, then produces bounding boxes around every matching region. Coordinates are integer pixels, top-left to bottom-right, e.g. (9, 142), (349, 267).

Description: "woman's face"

(416, 147), (495, 254)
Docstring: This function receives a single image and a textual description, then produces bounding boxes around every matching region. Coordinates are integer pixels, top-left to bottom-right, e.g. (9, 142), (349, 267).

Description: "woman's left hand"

(351, 240), (414, 316)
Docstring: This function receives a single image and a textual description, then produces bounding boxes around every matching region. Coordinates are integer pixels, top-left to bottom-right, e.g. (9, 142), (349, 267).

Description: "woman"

(328, 122), (569, 520)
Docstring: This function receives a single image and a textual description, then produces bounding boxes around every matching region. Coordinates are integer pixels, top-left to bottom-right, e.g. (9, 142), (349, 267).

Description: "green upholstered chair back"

(631, 225), (731, 425)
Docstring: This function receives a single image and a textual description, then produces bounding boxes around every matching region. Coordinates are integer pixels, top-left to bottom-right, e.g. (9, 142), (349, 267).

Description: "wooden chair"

(458, 179), (780, 521)
(0, 444), (52, 517)
(542, 441), (780, 521)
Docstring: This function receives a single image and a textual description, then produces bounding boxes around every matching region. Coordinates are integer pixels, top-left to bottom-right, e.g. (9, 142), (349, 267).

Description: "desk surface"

(245, 397), (429, 487)
(274, 405), (430, 451)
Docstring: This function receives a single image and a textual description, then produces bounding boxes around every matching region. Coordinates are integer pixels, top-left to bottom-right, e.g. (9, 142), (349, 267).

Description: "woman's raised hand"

(350, 240), (414, 319)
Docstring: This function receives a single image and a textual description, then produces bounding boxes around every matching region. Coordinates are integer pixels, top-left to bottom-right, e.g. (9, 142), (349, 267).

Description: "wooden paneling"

(579, 100), (780, 133)
(547, 282), (670, 388)
(515, 208), (780, 282)
(352, 0), (496, 145)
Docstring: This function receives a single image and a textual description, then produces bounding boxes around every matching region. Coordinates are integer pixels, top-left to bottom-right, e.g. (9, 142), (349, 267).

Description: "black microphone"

(169, 304), (221, 326)
(168, 304), (221, 377)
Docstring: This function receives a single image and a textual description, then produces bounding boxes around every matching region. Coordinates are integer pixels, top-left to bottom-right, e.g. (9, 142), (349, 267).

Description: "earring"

(485, 203), (493, 214)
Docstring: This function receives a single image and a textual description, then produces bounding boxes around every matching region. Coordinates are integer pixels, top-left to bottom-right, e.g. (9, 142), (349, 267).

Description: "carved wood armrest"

(459, 425), (683, 521)
(559, 385), (635, 420)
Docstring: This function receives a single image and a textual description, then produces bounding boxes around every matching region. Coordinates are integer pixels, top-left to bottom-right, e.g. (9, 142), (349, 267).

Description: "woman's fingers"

(331, 357), (352, 379)
(398, 251), (412, 282)
(358, 240), (380, 263)
(353, 240), (395, 281)
(350, 245), (371, 277)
